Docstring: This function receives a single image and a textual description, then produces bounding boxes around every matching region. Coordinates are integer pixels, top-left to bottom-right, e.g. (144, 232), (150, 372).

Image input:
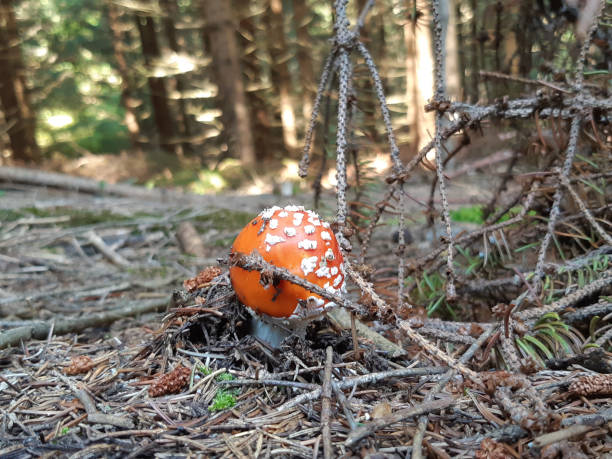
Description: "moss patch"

(193, 209), (253, 231)
(450, 205), (484, 224)
(0, 206), (154, 227)
(0, 209), (27, 222)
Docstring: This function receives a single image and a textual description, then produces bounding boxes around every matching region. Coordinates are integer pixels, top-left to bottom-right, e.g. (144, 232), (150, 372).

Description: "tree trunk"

(292, 0), (315, 122)
(159, 0), (192, 155)
(455, 1), (466, 98)
(0, 0), (40, 163)
(201, 0), (256, 166)
(404, 1), (435, 162)
(516, 0), (533, 78)
(236, 0), (273, 157)
(264, 0), (298, 152)
(441, 0), (460, 100)
(135, 13), (175, 153)
(357, 0), (378, 144)
(469, 0), (479, 102)
(106, 2), (142, 152)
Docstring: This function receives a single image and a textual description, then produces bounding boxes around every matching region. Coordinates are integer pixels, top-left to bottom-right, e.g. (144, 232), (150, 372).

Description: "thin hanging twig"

(430, 0), (456, 300)
(531, 0), (604, 294)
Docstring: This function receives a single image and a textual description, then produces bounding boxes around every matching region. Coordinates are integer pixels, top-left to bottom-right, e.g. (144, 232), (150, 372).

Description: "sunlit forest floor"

(0, 164), (498, 452)
(1, 151), (609, 456)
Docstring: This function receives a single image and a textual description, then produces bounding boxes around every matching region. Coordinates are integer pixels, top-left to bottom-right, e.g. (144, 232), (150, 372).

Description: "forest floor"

(0, 169), (610, 458)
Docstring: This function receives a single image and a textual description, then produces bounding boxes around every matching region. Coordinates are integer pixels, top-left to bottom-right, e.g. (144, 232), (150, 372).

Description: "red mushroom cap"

(230, 205), (346, 319)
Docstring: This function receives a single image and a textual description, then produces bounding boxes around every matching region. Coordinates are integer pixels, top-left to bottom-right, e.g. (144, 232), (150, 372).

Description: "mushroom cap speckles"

(301, 256), (318, 276)
(292, 213), (304, 226)
(264, 233), (285, 246)
(229, 205), (344, 319)
(297, 239), (317, 250)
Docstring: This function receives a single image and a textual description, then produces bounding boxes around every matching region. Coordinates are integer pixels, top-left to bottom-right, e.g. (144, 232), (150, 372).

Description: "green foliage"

(197, 365), (212, 375)
(552, 255), (611, 303)
(209, 389), (238, 412)
(407, 271), (452, 318)
(0, 209), (27, 222)
(193, 209), (253, 230)
(450, 205), (484, 224)
(515, 312), (584, 367)
(450, 205), (535, 225)
(19, 0), (130, 156)
(189, 170), (228, 194)
(216, 372), (235, 382)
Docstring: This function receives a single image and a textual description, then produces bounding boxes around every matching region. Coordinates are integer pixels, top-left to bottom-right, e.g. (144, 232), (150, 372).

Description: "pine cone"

(569, 374), (612, 396)
(65, 355), (95, 375)
(148, 365), (191, 397)
(183, 266), (223, 292)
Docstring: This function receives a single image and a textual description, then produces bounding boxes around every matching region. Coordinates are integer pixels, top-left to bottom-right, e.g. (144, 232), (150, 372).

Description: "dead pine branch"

(276, 366), (448, 412)
(0, 297), (169, 349)
(345, 397), (455, 449)
(430, 0), (456, 300)
(411, 324), (497, 459)
(532, 0), (605, 295)
(320, 346), (334, 459)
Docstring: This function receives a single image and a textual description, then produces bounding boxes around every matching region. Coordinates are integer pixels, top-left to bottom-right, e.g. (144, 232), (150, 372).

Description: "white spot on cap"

(265, 233), (285, 246)
(304, 225), (315, 234)
(316, 265), (331, 278)
(301, 256), (318, 275)
(323, 282), (336, 294)
(325, 248), (335, 260)
(321, 231), (332, 241)
(322, 222), (330, 229)
(269, 219), (278, 229)
(284, 205), (304, 212)
(278, 211), (289, 217)
(333, 274), (343, 288)
(298, 239), (317, 250)
(284, 227), (297, 237)
(307, 215), (321, 226)
(266, 245), (271, 252)
(331, 266), (338, 275)
(293, 213), (304, 226)
(260, 206), (280, 220)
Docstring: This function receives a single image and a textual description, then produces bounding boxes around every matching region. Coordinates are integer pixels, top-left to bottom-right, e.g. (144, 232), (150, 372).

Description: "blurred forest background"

(0, 0), (610, 194)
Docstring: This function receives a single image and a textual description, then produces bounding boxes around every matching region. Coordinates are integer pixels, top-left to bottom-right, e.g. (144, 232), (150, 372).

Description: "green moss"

(197, 365), (212, 375)
(450, 205), (537, 225)
(194, 209), (253, 231)
(450, 205), (484, 224)
(1, 206), (156, 227)
(0, 209), (26, 222)
(216, 372), (235, 382)
(209, 389), (237, 411)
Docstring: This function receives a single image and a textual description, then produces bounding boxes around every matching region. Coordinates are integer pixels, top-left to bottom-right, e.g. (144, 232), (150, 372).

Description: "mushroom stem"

(249, 316), (292, 348)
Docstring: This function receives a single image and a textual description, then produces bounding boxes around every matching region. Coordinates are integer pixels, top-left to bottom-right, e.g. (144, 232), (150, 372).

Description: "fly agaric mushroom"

(230, 205), (346, 345)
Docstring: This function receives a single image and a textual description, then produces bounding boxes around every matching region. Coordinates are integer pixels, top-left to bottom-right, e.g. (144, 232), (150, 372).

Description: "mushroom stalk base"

(250, 316), (294, 348)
